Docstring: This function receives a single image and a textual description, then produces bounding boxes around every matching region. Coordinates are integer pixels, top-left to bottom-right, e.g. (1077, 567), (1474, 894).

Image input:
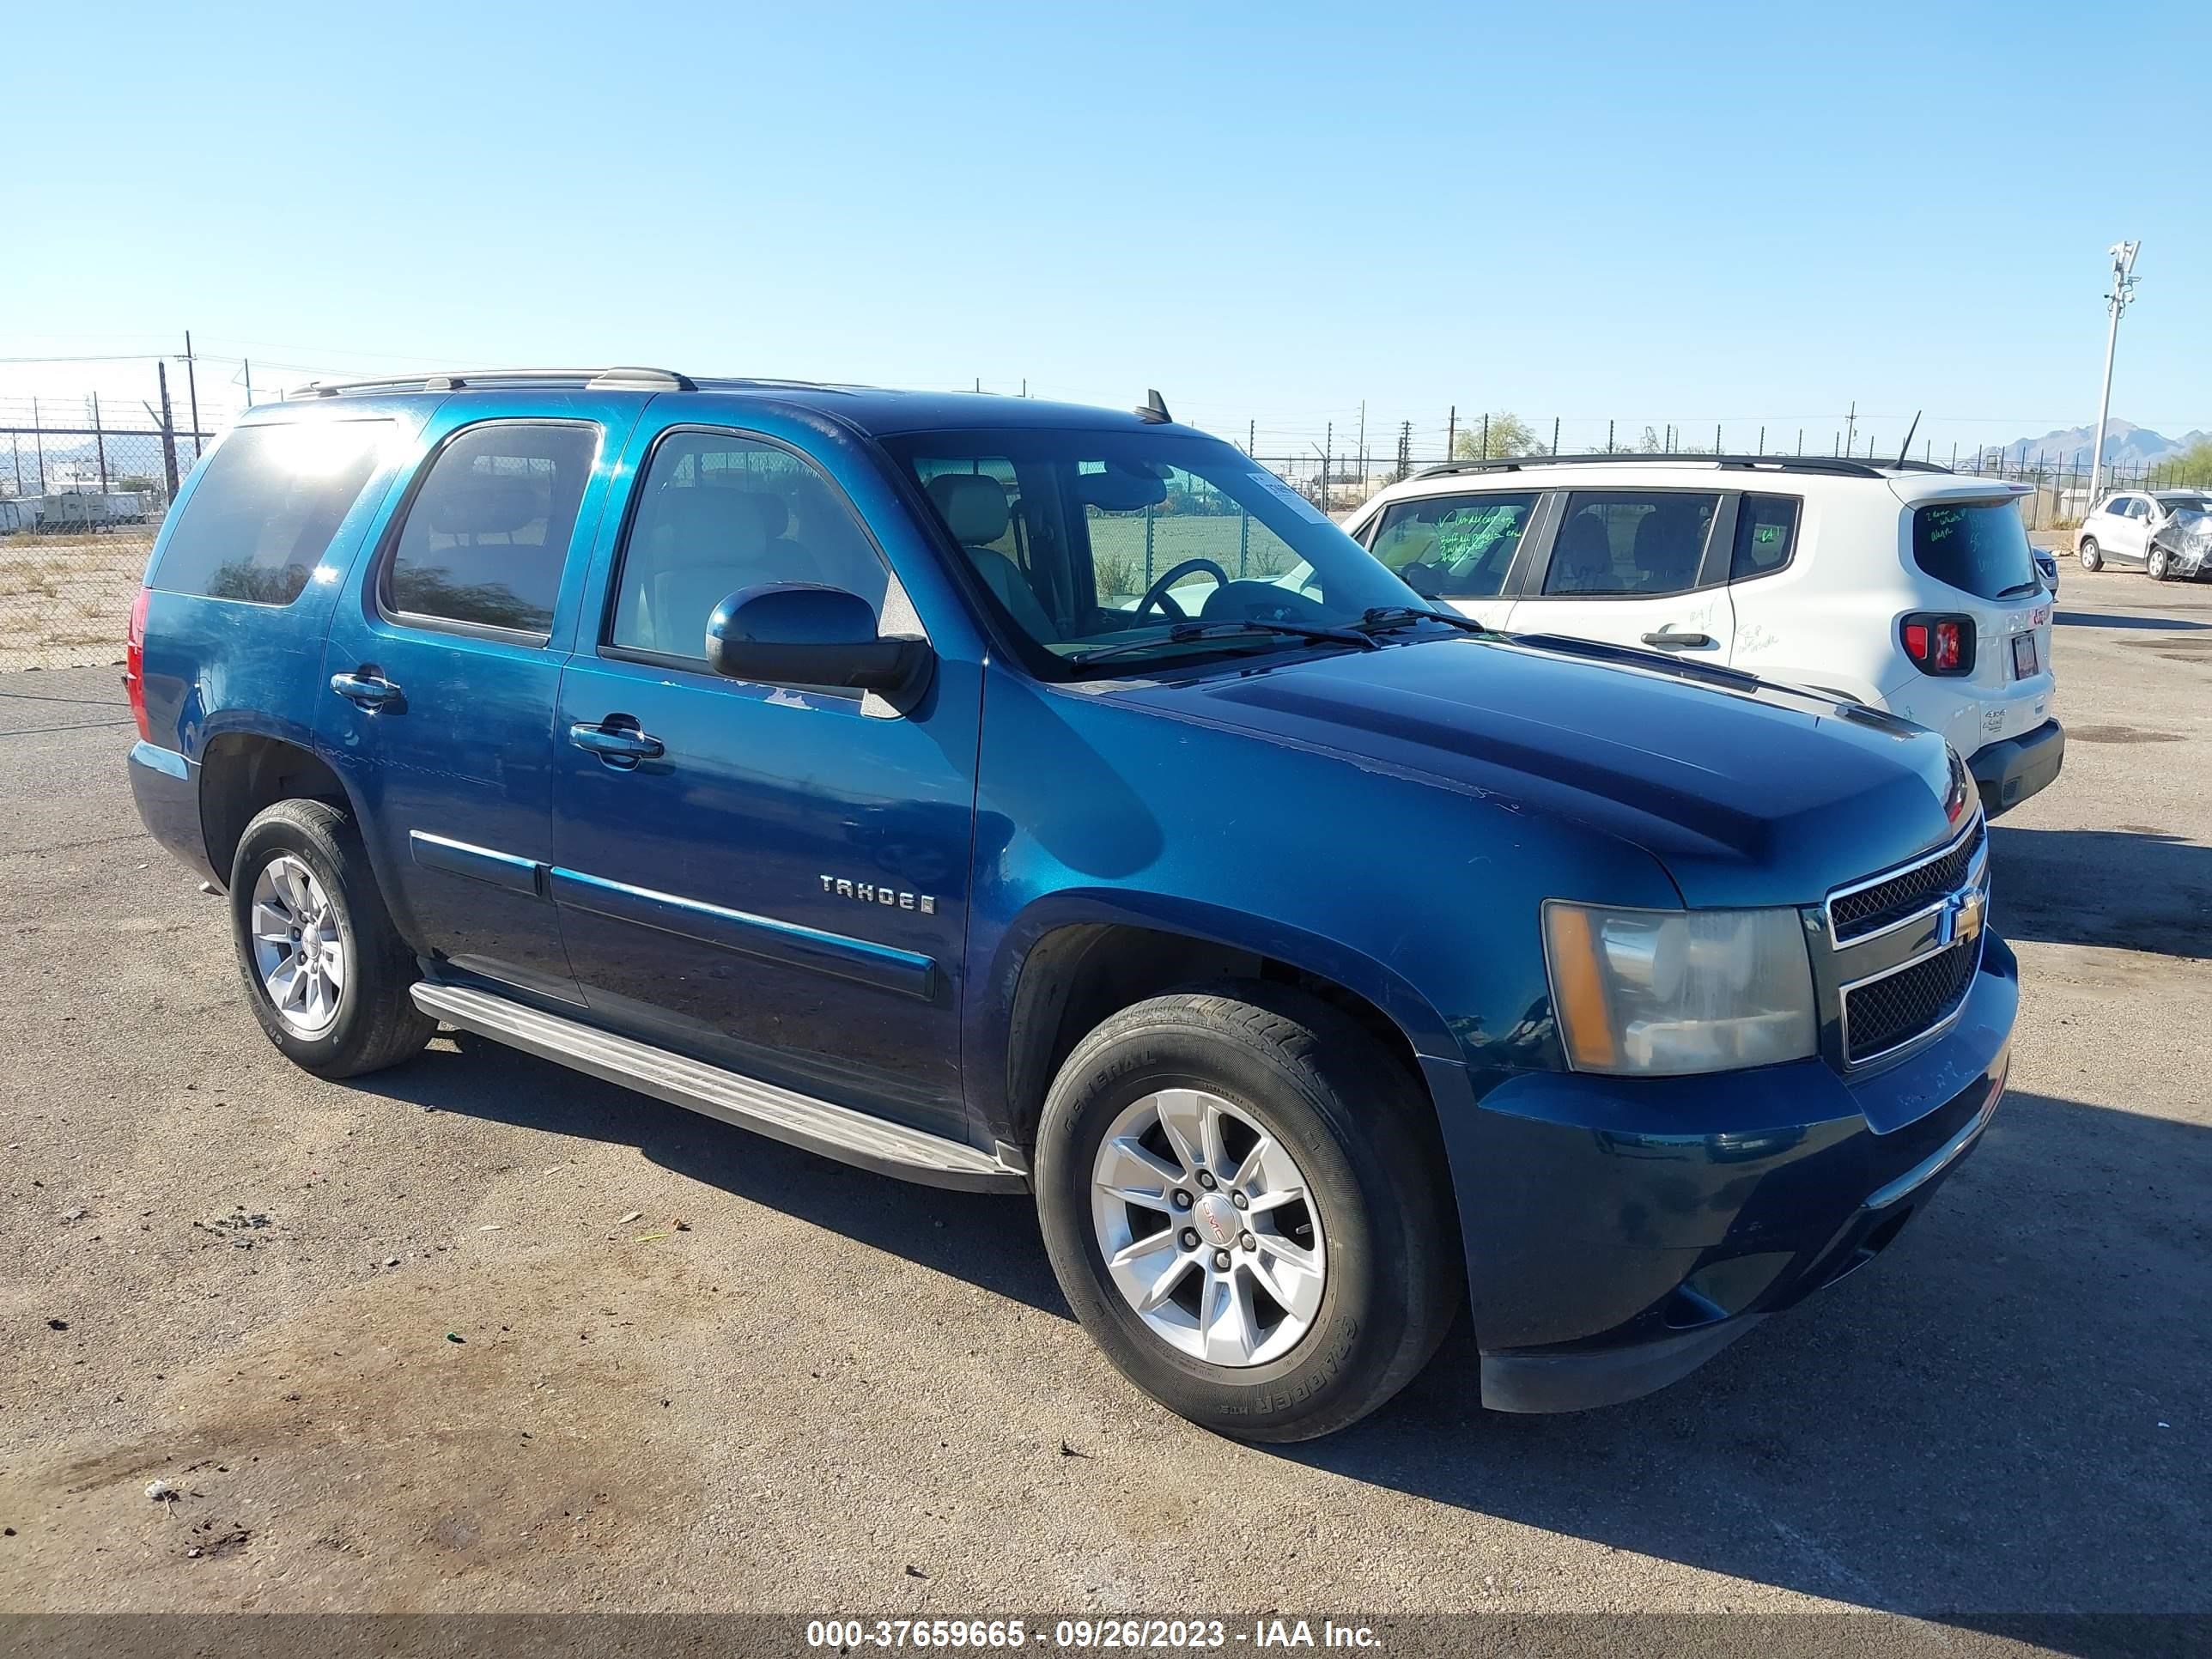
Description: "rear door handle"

(330, 670), (402, 709)
(569, 720), (665, 769)
(1640, 626), (1715, 650)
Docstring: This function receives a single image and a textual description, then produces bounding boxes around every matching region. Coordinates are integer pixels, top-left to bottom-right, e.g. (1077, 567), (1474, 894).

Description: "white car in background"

(2075, 489), (2212, 580)
(1343, 455), (2064, 816)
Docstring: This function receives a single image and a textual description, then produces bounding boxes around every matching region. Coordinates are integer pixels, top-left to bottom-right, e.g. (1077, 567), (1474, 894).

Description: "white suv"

(2076, 489), (2212, 580)
(1343, 456), (2063, 816)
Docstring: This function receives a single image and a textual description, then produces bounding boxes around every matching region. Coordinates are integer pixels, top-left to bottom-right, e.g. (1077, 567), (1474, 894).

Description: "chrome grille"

(1829, 819), (1985, 943)
(1842, 939), (1980, 1065)
(1822, 811), (1990, 1070)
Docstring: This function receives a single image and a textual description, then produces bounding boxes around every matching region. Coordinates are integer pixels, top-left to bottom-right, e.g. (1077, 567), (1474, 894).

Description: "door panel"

(550, 657), (977, 1135)
(318, 399), (641, 1003)
(549, 418), (980, 1137)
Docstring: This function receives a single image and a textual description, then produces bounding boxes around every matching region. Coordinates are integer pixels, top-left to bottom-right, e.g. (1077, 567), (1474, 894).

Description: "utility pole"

(2087, 240), (2141, 506)
(1445, 405), (1455, 461)
(156, 362), (180, 500)
(1395, 420), (1411, 482)
(92, 394), (108, 489)
(244, 359), (254, 407)
(33, 398), (45, 494)
(184, 331), (202, 465)
(1480, 413), (1489, 459)
(1248, 419), (1255, 456)
(1551, 416), (1559, 456)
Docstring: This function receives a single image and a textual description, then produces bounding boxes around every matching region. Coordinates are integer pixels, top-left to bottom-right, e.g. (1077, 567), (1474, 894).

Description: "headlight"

(1541, 901), (1817, 1076)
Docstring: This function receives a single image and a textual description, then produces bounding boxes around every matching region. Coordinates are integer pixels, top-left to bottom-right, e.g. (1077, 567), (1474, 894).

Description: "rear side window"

(1545, 490), (1718, 597)
(1911, 501), (2039, 600)
(1370, 492), (1536, 598)
(381, 422), (599, 638)
(1729, 494), (1801, 580)
(150, 421), (391, 605)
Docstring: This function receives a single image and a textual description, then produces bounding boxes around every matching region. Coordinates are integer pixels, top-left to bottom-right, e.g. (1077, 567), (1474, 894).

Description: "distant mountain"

(1977, 420), (2208, 471)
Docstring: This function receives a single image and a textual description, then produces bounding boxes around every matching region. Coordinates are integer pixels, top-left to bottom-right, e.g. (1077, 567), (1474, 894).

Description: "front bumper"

(1969, 718), (2063, 817)
(1430, 933), (2018, 1413)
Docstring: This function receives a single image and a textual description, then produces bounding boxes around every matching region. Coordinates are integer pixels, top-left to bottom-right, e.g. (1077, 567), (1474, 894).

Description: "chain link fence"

(1, 396), (210, 672)
(3, 381), (2203, 672)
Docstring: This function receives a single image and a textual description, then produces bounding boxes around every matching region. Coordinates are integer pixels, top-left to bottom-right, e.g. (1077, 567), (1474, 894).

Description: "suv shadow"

(358, 1035), (2211, 1626)
(1278, 1087), (2210, 1627)
(1990, 825), (2212, 960)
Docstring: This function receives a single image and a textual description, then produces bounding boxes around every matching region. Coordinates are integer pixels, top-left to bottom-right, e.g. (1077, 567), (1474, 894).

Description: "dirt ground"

(0, 562), (2206, 1642)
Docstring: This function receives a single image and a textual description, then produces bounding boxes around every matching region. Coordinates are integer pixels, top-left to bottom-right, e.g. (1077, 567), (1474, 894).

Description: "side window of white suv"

(1544, 491), (1719, 597)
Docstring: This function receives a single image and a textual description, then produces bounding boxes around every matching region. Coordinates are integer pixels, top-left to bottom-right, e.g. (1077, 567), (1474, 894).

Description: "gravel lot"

(1, 566), (2207, 1641)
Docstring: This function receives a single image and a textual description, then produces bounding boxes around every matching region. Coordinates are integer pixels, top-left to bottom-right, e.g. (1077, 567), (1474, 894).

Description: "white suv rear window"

(1911, 501), (2039, 601)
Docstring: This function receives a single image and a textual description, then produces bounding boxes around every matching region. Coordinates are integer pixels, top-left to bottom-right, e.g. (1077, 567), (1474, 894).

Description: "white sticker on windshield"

(1249, 470), (1334, 526)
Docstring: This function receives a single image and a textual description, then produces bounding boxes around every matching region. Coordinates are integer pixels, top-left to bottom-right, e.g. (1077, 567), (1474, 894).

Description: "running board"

(410, 981), (1028, 1194)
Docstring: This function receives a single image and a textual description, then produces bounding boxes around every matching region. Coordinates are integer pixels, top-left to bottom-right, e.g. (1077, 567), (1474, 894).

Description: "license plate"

(2013, 633), (2039, 678)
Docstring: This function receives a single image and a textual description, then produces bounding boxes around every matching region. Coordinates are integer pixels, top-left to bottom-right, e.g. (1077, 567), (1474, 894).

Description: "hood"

(1102, 635), (1970, 908)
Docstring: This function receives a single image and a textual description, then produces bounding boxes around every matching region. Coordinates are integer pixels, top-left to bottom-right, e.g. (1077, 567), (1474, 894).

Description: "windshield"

(2160, 495), (2210, 515)
(1911, 499), (2039, 601)
(883, 428), (1422, 677)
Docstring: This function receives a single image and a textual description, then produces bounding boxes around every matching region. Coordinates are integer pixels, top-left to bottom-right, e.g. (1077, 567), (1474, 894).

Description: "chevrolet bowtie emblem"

(1941, 885), (1985, 946)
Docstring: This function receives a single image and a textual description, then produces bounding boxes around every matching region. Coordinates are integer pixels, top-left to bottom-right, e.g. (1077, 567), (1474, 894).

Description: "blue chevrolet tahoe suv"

(124, 368), (2015, 1440)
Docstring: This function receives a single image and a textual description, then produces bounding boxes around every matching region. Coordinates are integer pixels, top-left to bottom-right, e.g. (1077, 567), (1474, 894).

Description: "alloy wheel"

(247, 854), (346, 1037)
(1089, 1087), (1327, 1368)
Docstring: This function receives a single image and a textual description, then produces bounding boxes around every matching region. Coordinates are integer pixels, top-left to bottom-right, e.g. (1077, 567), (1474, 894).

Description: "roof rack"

(1413, 453), (1951, 482)
(287, 366), (696, 399)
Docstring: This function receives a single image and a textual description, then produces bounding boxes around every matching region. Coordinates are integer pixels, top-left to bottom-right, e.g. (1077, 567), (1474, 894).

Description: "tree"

(1451, 411), (1547, 461)
(2165, 440), (2212, 489)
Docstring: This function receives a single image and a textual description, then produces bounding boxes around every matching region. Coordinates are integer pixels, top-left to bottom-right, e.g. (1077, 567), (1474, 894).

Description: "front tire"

(2147, 546), (2170, 580)
(2078, 538), (2102, 572)
(229, 799), (434, 1079)
(1033, 986), (1461, 1442)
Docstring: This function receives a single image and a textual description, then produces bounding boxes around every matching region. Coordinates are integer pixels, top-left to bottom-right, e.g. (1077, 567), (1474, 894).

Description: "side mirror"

(706, 584), (933, 704)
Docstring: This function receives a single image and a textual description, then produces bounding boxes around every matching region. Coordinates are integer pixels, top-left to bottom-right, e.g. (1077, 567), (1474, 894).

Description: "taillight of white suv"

(1899, 611), (1975, 677)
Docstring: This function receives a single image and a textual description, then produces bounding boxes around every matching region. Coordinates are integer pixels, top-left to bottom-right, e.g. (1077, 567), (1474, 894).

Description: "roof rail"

(1413, 453), (1950, 483)
(288, 366), (697, 399)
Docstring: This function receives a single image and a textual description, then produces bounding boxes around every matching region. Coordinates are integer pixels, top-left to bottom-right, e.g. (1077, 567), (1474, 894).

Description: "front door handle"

(569, 720), (665, 769)
(331, 669), (402, 709)
(1640, 626), (1715, 650)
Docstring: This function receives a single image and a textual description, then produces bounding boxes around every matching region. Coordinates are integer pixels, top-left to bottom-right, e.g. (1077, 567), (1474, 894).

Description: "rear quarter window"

(1911, 500), (2038, 600)
(149, 421), (392, 605)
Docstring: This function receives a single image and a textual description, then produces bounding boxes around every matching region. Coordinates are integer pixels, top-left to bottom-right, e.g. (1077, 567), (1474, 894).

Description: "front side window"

(1370, 492), (1537, 598)
(1544, 490), (1719, 597)
(1729, 494), (1802, 580)
(609, 429), (890, 663)
(883, 428), (1419, 678)
(1911, 500), (2039, 600)
(151, 420), (392, 605)
(382, 422), (599, 637)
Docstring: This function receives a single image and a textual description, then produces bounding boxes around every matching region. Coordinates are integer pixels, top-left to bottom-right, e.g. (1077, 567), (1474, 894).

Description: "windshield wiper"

(1353, 604), (1499, 637)
(1066, 618), (1379, 666)
(1994, 579), (2043, 598)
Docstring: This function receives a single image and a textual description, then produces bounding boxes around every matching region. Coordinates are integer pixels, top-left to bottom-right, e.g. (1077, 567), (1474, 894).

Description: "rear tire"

(1032, 984), (1461, 1442)
(229, 799), (434, 1079)
(2078, 538), (2102, 572)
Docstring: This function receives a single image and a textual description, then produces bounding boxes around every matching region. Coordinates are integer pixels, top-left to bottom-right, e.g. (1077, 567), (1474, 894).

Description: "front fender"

(960, 665), (1683, 1139)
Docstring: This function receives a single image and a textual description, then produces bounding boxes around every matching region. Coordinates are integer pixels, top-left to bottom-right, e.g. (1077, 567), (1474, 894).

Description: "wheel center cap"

(1194, 1193), (1240, 1248)
(300, 925), (322, 957)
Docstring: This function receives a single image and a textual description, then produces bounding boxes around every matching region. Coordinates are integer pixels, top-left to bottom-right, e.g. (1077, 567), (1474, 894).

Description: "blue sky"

(7, 0), (2207, 460)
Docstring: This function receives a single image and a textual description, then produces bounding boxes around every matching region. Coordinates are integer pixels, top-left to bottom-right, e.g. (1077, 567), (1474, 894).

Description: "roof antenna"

(1895, 410), (1922, 469)
(1134, 388), (1172, 425)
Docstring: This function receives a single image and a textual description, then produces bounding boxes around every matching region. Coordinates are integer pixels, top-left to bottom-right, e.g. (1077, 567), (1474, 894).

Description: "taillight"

(1900, 611), (1975, 677)
(125, 586), (152, 740)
